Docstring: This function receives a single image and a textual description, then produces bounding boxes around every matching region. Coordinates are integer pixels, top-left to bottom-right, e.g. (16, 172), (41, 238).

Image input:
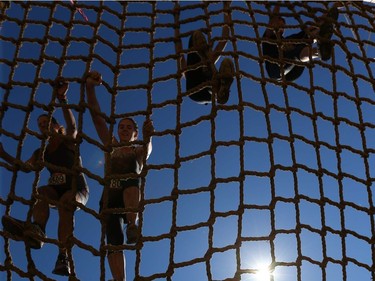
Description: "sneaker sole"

(192, 30), (209, 59)
(2, 216), (44, 249)
(219, 58), (235, 79)
(24, 225), (45, 249)
(126, 225), (139, 244)
(52, 267), (70, 276)
(217, 58), (234, 104)
(2, 215), (25, 240)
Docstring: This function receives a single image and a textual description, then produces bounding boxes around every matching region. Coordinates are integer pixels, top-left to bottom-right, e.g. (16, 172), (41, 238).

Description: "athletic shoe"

(191, 30), (213, 77)
(24, 223), (46, 249)
(52, 253), (70, 276)
(217, 58), (235, 104)
(2, 215), (45, 249)
(318, 6), (339, 61)
(191, 30), (209, 60)
(126, 224), (139, 244)
(2, 215), (26, 241)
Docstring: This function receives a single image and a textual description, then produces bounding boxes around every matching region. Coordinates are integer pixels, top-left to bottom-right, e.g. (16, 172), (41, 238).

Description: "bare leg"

(108, 251), (126, 281)
(52, 189), (88, 276)
(33, 186), (59, 230)
(57, 190), (80, 253)
(123, 186), (139, 225)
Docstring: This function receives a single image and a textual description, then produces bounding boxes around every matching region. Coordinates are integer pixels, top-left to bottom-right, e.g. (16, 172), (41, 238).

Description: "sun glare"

(255, 263), (274, 281)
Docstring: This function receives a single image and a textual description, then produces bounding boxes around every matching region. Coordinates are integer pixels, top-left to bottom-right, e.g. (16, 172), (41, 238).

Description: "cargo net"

(1, 1), (375, 281)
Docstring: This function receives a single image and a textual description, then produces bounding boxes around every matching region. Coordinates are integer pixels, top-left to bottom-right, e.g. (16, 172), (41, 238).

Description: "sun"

(255, 263), (274, 281)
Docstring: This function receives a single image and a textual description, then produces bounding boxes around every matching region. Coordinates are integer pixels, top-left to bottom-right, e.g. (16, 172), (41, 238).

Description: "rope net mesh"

(0, 1), (375, 280)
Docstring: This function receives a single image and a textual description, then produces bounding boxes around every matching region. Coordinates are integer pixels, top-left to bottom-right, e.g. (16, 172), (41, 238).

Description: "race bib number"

(48, 173), (66, 185)
(110, 179), (121, 189)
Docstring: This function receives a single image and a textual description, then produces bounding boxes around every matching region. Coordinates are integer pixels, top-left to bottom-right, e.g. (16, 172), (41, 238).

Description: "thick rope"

(0, 1), (375, 281)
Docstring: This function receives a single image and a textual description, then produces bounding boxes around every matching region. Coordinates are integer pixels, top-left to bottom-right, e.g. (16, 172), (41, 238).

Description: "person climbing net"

(262, 4), (339, 82)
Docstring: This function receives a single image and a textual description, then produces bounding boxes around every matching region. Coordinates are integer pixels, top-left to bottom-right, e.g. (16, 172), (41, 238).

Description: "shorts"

(99, 184), (139, 246)
(43, 173), (89, 208)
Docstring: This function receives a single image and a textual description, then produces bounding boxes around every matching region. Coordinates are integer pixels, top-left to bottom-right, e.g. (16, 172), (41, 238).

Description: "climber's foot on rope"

(126, 223), (139, 244)
(2, 215), (45, 249)
(318, 6), (339, 61)
(23, 223), (46, 249)
(2, 215), (25, 241)
(217, 58), (235, 104)
(52, 253), (71, 276)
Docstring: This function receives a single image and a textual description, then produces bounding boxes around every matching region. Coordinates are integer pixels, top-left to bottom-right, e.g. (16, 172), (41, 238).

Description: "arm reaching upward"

(85, 71), (112, 145)
(135, 118), (154, 171)
(54, 77), (77, 139)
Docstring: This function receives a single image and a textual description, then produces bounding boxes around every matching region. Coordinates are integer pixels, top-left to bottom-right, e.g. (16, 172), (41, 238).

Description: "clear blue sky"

(1, 1), (375, 281)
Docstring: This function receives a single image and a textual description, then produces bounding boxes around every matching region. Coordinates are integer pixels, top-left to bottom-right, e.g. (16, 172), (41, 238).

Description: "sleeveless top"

(33, 140), (87, 191)
(109, 146), (141, 188)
